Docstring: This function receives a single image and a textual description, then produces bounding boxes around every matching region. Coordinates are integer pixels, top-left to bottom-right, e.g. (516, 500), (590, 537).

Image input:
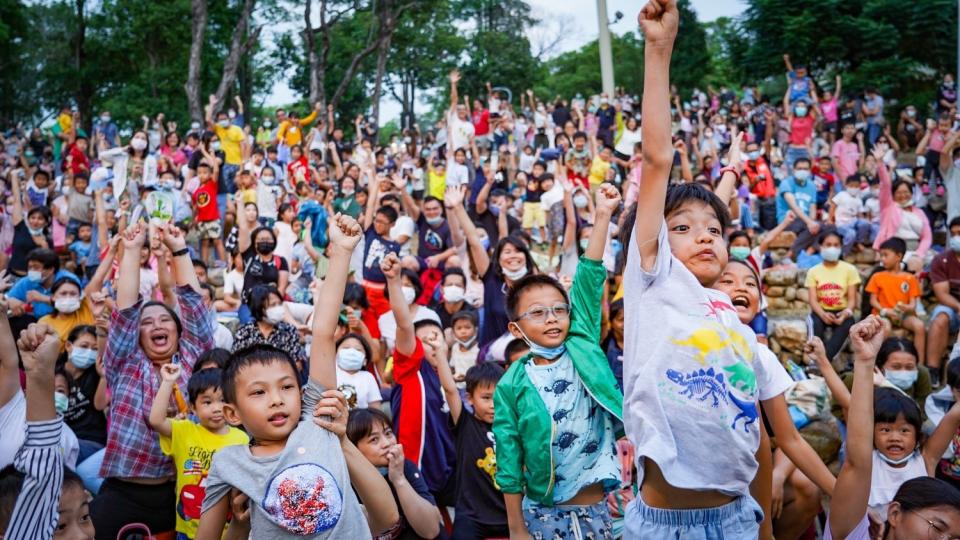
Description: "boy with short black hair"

(438, 359), (509, 538)
(623, 1), (766, 536)
(866, 237), (925, 357)
(148, 366), (248, 539)
(196, 214), (398, 539)
(493, 184), (623, 537)
(193, 161), (226, 266)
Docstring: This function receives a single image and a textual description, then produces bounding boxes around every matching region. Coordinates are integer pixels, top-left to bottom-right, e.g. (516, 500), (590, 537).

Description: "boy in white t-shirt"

(623, 1), (766, 536)
(831, 174), (876, 256)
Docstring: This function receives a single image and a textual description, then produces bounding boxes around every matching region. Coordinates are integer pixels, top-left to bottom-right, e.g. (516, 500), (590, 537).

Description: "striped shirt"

(4, 418), (64, 540)
(100, 285), (213, 479)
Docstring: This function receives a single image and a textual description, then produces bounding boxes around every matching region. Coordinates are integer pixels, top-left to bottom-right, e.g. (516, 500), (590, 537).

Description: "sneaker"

(937, 185), (946, 197)
(930, 368), (942, 389)
(922, 183), (931, 195)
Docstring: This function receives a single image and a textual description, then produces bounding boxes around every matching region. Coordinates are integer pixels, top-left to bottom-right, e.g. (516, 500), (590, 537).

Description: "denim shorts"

(523, 499), (613, 540)
(624, 494), (763, 540)
(931, 304), (960, 334)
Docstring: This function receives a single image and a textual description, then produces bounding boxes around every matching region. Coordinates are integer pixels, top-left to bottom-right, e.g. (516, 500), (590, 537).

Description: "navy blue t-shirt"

(362, 227), (400, 283)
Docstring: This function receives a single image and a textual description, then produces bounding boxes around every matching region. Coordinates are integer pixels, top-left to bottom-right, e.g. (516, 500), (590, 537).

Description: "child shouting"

(148, 366), (249, 539)
(493, 184), (623, 538)
(196, 214), (399, 539)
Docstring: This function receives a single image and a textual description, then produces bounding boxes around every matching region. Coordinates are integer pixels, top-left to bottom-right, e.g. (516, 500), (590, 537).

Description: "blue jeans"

(77, 438), (104, 464)
(625, 494), (763, 539)
(238, 302), (253, 324)
(931, 304), (960, 333)
(837, 219), (878, 255)
(867, 122), (883, 146)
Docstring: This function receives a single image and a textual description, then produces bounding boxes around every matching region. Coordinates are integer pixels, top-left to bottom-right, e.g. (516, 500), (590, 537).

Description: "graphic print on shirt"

(816, 282), (844, 308)
(476, 431), (499, 489)
(663, 317), (758, 431)
(260, 463), (343, 534)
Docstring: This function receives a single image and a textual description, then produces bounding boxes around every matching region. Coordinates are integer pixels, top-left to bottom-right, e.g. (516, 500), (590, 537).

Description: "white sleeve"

(626, 219), (672, 290)
(360, 372), (382, 405)
(755, 345), (793, 401)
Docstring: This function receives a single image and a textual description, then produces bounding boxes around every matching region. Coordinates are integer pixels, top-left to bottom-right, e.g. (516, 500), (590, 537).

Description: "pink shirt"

(929, 129), (947, 153)
(831, 139), (860, 182)
(820, 99), (838, 123)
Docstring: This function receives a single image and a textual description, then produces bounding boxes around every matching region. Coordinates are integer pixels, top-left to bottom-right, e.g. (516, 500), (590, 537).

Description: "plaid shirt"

(100, 285), (213, 479)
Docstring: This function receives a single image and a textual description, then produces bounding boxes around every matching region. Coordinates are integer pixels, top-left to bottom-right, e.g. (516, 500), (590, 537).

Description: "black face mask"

(255, 241), (275, 255)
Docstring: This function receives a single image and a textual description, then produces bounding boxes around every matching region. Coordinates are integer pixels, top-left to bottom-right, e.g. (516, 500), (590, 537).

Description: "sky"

(265, 0), (747, 121)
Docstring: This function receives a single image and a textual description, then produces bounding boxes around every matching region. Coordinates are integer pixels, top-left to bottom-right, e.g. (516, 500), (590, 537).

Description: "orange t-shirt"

(865, 271), (920, 313)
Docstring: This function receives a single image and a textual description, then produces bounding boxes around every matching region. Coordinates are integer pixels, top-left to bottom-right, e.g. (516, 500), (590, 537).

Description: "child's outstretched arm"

(585, 184), (621, 261)
(148, 363), (181, 438)
(829, 316), (885, 539)
(923, 398), (960, 475)
(5, 323), (65, 540)
(311, 214), (362, 390)
(634, 0), (679, 272)
(382, 252), (415, 357)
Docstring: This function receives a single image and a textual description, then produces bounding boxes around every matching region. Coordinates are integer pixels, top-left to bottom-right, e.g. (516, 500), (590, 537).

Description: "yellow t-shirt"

(428, 170), (446, 200)
(276, 109), (318, 147)
(214, 124), (245, 166)
(237, 188), (257, 205)
(804, 261), (862, 312)
(159, 419), (249, 537)
(39, 300), (95, 351)
(589, 155), (611, 186)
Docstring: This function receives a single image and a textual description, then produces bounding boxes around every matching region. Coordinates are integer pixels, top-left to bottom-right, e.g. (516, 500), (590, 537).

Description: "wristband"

(171, 248), (190, 258)
(718, 165), (741, 182)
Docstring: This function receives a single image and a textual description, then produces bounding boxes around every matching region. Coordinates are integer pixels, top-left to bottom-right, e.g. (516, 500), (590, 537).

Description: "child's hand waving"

(594, 183), (622, 216)
(329, 213), (362, 253)
(380, 252), (401, 281)
(849, 315), (884, 363)
(160, 363), (181, 383)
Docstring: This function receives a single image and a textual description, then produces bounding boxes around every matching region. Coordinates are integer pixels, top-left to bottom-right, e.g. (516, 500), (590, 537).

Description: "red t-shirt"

(472, 108), (490, 136)
(287, 157), (310, 189)
(65, 143), (90, 175)
(789, 116), (815, 146)
(193, 180), (219, 222)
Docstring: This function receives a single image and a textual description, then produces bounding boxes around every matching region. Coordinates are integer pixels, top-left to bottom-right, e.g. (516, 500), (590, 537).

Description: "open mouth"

(731, 295), (751, 310)
(544, 328), (562, 338)
(149, 332), (170, 348)
(268, 412), (289, 427)
(885, 444), (905, 455)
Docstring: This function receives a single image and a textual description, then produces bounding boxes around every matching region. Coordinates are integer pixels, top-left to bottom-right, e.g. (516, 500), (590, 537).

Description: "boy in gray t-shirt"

(196, 214), (399, 539)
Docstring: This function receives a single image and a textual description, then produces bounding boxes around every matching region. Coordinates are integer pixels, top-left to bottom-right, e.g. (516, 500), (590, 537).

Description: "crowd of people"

(2, 0), (960, 538)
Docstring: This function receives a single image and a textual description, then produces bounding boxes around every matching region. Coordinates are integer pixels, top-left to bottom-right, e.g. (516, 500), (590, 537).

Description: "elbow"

(643, 151), (673, 171)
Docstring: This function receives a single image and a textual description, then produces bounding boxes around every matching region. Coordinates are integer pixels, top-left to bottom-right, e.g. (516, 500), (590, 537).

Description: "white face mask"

(130, 138), (148, 151)
(820, 246), (842, 262)
(218, 119), (230, 128)
(401, 286), (417, 305)
(27, 270), (43, 282)
(846, 187), (860, 197)
(265, 305), (285, 325)
(55, 297), (81, 314)
(502, 266), (528, 281)
(443, 286), (465, 303)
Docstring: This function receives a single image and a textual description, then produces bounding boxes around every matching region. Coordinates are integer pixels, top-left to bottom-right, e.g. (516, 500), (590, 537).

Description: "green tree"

(535, 33), (644, 100)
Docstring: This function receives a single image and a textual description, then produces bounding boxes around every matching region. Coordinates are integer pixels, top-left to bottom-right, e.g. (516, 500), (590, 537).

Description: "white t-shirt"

(377, 305), (442, 352)
(139, 268), (158, 301)
(274, 221), (296, 262)
(214, 322), (234, 350)
(945, 165), (960, 222)
(390, 215), (416, 257)
(450, 344), (479, 388)
(223, 269), (244, 298)
(447, 112), (475, 152)
(755, 345), (793, 401)
(0, 390), (79, 470)
(615, 128), (642, 156)
(539, 184), (564, 212)
(623, 221), (761, 496)
(831, 191), (864, 227)
(868, 450), (927, 521)
(446, 161), (470, 189)
(336, 368), (382, 409)
(256, 182), (282, 220)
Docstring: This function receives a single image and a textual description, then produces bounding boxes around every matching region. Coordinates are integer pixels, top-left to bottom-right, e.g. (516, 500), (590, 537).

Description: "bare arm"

(924, 403), (960, 474)
(806, 336), (851, 415)
(634, 0), (679, 272)
(116, 224), (146, 310)
(342, 438), (400, 534)
(446, 188), (490, 276)
(8, 170), (23, 226)
(383, 252), (416, 356)
(147, 366), (177, 438)
(0, 308), (18, 407)
(763, 395), (836, 495)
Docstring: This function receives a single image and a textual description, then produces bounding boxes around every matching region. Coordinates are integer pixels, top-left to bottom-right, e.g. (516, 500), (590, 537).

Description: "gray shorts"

(523, 499), (613, 540)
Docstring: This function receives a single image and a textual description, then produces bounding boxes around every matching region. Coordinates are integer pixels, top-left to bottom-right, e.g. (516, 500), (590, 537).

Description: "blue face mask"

(949, 235), (960, 253)
(884, 369), (918, 390)
(425, 215), (444, 226)
(513, 324), (566, 360)
(54, 392), (69, 414)
(69, 347), (97, 370)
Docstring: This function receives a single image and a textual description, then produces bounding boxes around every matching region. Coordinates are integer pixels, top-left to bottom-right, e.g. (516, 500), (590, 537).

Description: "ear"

(222, 403), (243, 427)
(507, 321), (523, 340)
(886, 502), (903, 528)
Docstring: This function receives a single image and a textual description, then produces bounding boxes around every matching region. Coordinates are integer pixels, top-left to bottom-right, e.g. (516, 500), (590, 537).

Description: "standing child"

(196, 214), (399, 539)
(148, 367), (249, 539)
(493, 184), (623, 538)
(865, 238), (925, 357)
(193, 160), (227, 266)
(623, 1), (767, 535)
(449, 310), (480, 388)
(438, 361), (510, 538)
